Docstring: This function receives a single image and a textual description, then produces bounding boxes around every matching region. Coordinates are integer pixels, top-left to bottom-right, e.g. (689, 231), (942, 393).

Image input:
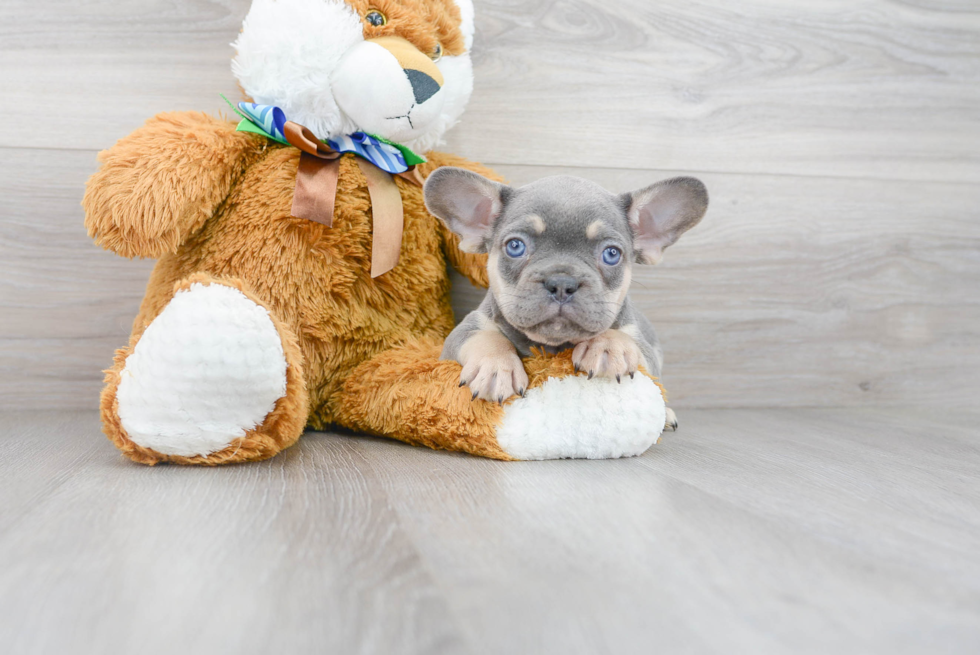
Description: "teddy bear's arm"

(420, 152), (508, 289)
(83, 112), (264, 259)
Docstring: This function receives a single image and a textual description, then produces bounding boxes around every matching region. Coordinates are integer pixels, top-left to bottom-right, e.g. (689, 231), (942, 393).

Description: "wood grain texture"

(0, 411), (467, 655)
(0, 0), (249, 151)
(0, 148), (154, 409)
(451, 0), (980, 182)
(2, 0), (979, 181)
(1, 0), (978, 410)
(1, 408), (978, 654)
(358, 406), (980, 654)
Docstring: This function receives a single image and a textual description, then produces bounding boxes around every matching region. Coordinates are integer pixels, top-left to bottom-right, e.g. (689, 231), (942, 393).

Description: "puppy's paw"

(664, 407), (679, 431)
(460, 353), (529, 404)
(572, 329), (643, 381)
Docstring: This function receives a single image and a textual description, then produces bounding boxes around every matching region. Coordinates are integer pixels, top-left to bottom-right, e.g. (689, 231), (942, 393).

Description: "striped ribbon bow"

(236, 102), (425, 175)
(228, 98), (427, 278)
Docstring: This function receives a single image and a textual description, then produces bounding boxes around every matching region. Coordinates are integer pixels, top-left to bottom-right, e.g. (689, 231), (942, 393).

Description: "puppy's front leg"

(572, 328), (646, 383)
(443, 311), (529, 404)
(573, 326), (679, 431)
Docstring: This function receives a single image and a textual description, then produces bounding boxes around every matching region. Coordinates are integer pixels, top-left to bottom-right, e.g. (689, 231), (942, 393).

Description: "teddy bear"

(82, 0), (667, 465)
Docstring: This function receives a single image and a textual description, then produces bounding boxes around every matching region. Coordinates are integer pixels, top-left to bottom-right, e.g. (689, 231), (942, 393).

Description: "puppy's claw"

(497, 396), (504, 406)
(458, 380), (467, 388)
(588, 370), (594, 380)
(573, 363), (580, 373)
(616, 374), (621, 384)
(471, 391), (479, 401)
(629, 371), (635, 379)
(518, 388), (526, 398)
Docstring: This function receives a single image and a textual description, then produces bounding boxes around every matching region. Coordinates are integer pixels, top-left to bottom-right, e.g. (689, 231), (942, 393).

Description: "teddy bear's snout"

(332, 35), (446, 144)
(405, 69), (441, 105)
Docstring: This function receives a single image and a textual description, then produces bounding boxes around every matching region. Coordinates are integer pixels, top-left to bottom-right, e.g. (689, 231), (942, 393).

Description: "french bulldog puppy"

(424, 168), (708, 431)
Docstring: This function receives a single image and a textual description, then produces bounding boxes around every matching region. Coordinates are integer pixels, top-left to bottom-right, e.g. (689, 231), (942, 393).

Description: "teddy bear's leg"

(101, 275), (308, 465)
(334, 339), (667, 461)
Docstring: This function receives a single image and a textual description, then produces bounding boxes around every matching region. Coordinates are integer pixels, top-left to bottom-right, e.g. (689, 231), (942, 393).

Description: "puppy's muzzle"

(543, 275), (581, 304)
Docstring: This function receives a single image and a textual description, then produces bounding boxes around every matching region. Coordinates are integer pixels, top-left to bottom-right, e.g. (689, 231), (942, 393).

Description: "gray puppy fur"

(424, 168), (708, 429)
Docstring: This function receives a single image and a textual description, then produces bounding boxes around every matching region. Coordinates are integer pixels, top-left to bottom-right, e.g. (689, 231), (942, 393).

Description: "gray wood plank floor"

(2, 408), (978, 654)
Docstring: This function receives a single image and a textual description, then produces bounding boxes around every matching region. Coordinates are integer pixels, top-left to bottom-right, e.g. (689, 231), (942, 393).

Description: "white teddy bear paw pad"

(495, 373), (666, 460)
(116, 282), (288, 457)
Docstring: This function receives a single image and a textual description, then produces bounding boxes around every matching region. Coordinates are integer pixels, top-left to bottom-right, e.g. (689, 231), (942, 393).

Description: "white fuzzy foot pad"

(116, 283), (288, 457)
(495, 374), (666, 460)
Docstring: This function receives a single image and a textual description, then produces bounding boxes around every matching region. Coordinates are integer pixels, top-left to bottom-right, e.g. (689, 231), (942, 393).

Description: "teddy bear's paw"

(494, 372), (666, 460)
(114, 282), (288, 458)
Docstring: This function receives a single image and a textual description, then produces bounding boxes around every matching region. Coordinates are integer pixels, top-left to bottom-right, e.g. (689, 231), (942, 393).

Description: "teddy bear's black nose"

(544, 275), (581, 303)
(404, 69), (441, 105)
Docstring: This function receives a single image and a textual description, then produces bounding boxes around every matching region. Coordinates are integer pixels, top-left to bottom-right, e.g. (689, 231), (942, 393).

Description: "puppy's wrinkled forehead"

(495, 176), (630, 245)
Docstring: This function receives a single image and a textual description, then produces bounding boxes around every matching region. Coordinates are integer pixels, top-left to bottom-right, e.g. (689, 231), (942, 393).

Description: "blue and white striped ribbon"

(237, 102), (288, 143)
(326, 132), (408, 175)
(237, 102), (409, 174)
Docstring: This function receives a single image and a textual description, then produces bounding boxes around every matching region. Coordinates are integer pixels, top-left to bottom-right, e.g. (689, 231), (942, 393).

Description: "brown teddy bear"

(83, 0), (667, 465)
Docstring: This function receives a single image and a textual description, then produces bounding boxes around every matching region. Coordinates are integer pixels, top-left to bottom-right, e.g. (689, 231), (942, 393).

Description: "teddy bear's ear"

(424, 167), (508, 253)
(623, 177), (709, 265)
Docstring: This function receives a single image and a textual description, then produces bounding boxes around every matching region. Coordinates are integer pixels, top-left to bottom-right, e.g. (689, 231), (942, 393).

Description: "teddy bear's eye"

(430, 43), (443, 62)
(365, 10), (387, 27)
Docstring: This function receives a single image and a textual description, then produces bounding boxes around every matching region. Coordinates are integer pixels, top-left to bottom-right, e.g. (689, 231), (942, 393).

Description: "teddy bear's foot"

(494, 360), (667, 460)
(335, 339), (666, 461)
(102, 276), (308, 465)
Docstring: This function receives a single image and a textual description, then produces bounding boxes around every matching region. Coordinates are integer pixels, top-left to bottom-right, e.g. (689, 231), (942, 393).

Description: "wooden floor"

(1, 408), (978, 654)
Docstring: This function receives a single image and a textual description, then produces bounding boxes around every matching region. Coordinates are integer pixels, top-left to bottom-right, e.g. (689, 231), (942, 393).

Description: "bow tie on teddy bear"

(231, 99), (426, 278)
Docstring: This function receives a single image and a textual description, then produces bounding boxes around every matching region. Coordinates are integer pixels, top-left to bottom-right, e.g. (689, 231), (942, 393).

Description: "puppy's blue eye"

(602, 246), (622, 266)
(505, 239), (527, 258)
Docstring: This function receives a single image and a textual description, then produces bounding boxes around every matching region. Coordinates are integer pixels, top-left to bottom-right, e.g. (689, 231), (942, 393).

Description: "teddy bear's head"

(232, 0), (475, 154)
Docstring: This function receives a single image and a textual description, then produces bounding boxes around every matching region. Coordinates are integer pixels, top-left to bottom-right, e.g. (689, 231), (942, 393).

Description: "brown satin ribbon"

(357, 158), (404, 278)
(292, 154), (340, 227)
(282, 120), (421, 278)
(283, 121), (340, 159)
(397, 167), (426, 188)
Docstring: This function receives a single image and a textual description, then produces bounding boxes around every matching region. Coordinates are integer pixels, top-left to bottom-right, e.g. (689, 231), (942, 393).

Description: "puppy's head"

(425, 169), (708, 345)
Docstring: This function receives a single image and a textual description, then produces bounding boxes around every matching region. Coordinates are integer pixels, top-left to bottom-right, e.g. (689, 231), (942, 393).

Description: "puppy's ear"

(424, 167), (508, 253)
(624, 177), (708, 264)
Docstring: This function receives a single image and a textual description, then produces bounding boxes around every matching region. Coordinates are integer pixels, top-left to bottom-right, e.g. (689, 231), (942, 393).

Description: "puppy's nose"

(543, 275), (581, 303)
